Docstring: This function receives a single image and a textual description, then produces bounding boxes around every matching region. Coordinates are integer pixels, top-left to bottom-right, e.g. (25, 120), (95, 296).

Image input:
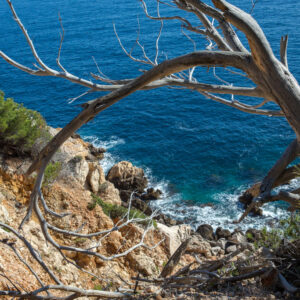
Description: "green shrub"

(43, 162), (62, 186)
(0, 91), (48, 155)
(88, 194), (157, 227)
(254, 213), (300, 250)
(93, 284), (102, 291)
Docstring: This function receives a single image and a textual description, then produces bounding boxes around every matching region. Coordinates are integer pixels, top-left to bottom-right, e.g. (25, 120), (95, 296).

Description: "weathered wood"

(160, 238), (191, 278)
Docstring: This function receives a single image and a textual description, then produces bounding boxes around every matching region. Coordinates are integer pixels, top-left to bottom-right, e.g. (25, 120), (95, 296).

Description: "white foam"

(82, 134), (292, 231)
(83, 135), (125, 174)
(84, 135), (125, 149)
(150, 185), (290, 231)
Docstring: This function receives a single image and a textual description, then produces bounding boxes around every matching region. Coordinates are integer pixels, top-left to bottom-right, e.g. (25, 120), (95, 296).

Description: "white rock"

(0, 205), (10, 224)
(157, 223), (191, 255)
(99, 181), (122, 206)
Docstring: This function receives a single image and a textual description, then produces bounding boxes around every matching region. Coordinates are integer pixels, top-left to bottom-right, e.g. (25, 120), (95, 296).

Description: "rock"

(216, 238), (227, 250)
(238, 191), (263, 216)
(215, 227), (231, 239)
(61, 156), (89, 185)
(0, 205), (10, 224)
(127, 253), (157, 276)
(157, 223), (191, 255)
(0, 191), (4, 204)
(87, 163), (106, 193)
(119, 190), (134, 202)
(107, 161), (147, 193)
(141, 188), (162, 201)
(130, 197), (153, 215)
(155, 214), (180, 226)
(230, 232), (247, 244)
(88, 144), (106, 160)
(226, 245), (237, 253)
(211, 246), (223, 256)
(196, 224), (214, 240)
(246, 228), (262, 242)
(186, 235), (211, 257)
(98, 181), (122, 206)
(200, 202), (215, 208)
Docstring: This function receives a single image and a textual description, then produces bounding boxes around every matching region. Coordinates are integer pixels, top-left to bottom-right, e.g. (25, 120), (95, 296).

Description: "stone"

(246, 228), (262, 242)
(61, 156), (89, 185)
(196, 224), (214, 240)
(186, 235), (211, 257)
(141, 188), (162, 201)
(99, 181), (122, 206)
(0, 205), (10, 224)
(157, 223), (191, 255)
(216, 238), (227, 250)
(230, 232), (247, 244)
(127, 253), (157, 276)
(215, 227), (231, 239)
(211, 246), (223, 256)
(226, 245), (237, 253)
(87, 163), (106, 193)
(107, 161), (147, 193)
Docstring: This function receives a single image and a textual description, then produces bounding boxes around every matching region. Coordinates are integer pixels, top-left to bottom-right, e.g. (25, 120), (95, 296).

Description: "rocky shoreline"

(0, 127), (297, 299)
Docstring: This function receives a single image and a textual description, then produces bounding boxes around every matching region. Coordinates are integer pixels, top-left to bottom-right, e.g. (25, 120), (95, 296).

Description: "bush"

(43, 162), (62, 186)
(0, 91), (48, 155)
(88, 194), (156, 227)
(254, 213), (300, 250)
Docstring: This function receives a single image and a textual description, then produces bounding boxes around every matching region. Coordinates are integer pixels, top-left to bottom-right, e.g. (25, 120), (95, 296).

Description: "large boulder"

(61, 156), (89, 186)
(157, 223), (191, 255)
(107, 161), (147, 193)
(196, 224), (214, 240)
(87, 163), (106, 193)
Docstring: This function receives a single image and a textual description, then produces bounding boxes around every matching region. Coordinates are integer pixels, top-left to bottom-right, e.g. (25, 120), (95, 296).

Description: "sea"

(1, 0), (300, 230)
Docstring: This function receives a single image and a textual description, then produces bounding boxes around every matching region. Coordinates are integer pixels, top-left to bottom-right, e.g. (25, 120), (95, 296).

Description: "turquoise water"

(1, 0), (299, 229)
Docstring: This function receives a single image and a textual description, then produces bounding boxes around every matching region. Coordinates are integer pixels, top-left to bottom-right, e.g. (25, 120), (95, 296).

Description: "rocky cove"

(0, 127), (298, 299)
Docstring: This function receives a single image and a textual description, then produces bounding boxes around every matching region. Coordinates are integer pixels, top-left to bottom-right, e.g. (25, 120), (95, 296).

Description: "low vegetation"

(0, 91), (48, 156)
(88, 194), (156, 226)
(43, 161), (62, 187)
(248, 213), (300, 250)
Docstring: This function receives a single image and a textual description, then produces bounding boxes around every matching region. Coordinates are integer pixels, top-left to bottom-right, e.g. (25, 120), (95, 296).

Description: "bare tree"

(1, 0), (300, 297)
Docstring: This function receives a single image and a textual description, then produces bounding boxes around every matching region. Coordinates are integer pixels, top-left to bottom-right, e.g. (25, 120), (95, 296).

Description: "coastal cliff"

(0, 128), (298, 299)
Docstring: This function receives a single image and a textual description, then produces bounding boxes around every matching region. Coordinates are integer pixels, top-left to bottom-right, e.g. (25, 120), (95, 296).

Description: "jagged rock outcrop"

(87, 162), (106, 193)
(107, 161), (148, 195)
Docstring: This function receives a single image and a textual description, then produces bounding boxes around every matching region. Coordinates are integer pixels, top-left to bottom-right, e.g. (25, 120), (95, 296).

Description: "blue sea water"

(1, 0), (300, 229)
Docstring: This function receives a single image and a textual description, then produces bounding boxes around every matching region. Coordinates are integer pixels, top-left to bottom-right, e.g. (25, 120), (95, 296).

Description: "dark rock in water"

(246, 228), (262, 242)
(216, 227), (231, 239)
(238, 192), (253, 206)
(107, 161), (147, 193)
(141, 188), (162, 201)
(196, 224), (214, 240)
(239, 191), (264, 217)
(200, 202), (215, 208)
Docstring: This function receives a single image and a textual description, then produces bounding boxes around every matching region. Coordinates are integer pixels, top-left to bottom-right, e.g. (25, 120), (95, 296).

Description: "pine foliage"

(0, 91), (47, 155)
